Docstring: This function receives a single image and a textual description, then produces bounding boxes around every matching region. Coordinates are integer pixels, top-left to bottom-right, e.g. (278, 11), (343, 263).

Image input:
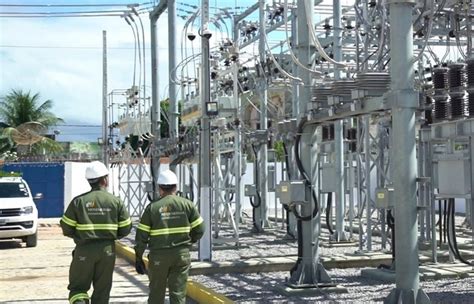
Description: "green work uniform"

(135, 194), (205, 304)
(60, 185), (132, 304)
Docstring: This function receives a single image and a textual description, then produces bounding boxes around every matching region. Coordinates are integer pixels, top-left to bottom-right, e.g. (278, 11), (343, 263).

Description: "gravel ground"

(122, 212), (473, 303)
(191, 268), (473, 303)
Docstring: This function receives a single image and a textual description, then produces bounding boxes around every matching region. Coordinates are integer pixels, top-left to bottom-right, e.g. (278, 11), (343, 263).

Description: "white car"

(0, 177), (42, 247)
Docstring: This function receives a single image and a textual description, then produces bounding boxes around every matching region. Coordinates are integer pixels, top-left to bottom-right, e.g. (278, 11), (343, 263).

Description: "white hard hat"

(157, 169), (178, 185)
(85, 161), (109, 180)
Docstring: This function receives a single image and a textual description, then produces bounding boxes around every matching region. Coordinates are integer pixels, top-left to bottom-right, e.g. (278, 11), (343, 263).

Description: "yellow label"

(377, 193), (385, 199)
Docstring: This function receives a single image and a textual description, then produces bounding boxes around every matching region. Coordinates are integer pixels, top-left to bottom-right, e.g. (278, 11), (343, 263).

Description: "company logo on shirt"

(86, 201), (111, 215)
(159, 206), (171, 213)
(86, 201), (96, 208)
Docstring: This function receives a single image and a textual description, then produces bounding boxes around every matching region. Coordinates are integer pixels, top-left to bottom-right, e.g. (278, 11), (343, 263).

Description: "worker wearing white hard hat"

(135, 169), (205, 304)
(60, 161), (131, 304)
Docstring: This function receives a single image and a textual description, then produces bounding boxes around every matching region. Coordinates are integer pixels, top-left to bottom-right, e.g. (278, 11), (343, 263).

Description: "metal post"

(288, 125), (331, 287)
(168, 0), (178, 140)
(333, 0), (348, 242)
(232, 62), (242, 229)
(102, 30), (109, 167)
(198, 0), (212, 261)
(255, 0), (270, 231)
(469, 136), (474, 265)
(287, 0), (331, 288)
(150, 2), (167, 199)
(364, 115), (372, 251)
(385, 0), (429, 302)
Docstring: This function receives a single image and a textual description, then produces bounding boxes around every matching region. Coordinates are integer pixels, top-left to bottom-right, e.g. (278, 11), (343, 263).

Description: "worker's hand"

(135, 258), (147, 275)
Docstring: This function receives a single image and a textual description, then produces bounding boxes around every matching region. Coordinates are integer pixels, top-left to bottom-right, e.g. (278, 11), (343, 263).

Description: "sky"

(0, 0), (199, 141)
(0, 0), (354, 142)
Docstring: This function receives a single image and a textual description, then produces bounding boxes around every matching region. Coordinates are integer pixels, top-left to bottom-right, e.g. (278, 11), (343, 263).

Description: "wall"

(63, 162), (91, 212)
(3, 162), (65, 218)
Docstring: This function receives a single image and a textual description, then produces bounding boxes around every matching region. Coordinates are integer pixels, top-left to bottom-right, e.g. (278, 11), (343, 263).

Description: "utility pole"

(168, 0), (179, 143)
(198, 0), (212, 261)
(333, 0), (348, 242)
(385, 0), (429, 302)
(150, 0), (167, 199)
(102, 30), (109, 167)
(253, 0), (270, 232)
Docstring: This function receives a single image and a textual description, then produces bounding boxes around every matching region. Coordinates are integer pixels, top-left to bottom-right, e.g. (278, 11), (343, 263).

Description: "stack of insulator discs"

(433, 67), (450, 121)
(448, 63), (467, 119)
(467, 58), (474, 116)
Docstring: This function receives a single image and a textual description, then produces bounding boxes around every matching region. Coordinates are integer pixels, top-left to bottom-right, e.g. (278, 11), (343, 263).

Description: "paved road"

(0, 220), (150, 303)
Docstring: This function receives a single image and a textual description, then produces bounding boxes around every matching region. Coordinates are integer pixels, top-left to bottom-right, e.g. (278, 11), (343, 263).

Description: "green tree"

(0, 89), (64, 155)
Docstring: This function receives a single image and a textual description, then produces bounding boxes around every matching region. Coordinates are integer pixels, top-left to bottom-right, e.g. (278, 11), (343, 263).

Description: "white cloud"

(0, 12), (177, 127)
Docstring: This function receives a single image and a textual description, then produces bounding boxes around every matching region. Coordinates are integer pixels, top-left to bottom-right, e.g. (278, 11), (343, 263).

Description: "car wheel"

(26, 232), (37, 247)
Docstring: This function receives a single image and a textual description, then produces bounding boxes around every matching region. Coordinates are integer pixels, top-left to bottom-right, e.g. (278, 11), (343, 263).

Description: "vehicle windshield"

(0, 182), (30, 198)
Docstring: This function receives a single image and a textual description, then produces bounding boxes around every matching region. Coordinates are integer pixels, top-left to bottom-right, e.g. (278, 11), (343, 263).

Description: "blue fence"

(3, 162), (65, 218)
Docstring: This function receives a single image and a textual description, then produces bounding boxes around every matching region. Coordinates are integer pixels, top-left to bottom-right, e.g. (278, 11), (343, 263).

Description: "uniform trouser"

(68, 240), (116, 304)
(148, 248), (191, 304)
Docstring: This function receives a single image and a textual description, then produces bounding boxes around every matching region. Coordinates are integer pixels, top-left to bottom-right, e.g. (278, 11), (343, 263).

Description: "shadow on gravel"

(114, 265), (149, 294)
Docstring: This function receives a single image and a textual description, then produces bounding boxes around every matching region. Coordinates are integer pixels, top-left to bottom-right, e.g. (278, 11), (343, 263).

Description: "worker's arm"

(134, 204), (151, 258)
(189, 204), (205, 243)
(60, 200), (77, 238)
(117, 199), (132, 239)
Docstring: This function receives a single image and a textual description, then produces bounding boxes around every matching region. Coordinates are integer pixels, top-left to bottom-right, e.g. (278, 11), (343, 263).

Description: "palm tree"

(0, 89), (64, 155)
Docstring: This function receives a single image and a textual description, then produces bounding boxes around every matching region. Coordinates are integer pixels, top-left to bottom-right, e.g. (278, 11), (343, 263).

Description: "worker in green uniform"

(60, 161), (132, 304)
(135, 169), (205, 304)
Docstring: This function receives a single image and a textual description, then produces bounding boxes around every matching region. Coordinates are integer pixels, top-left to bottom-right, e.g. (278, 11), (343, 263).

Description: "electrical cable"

(260, 22), (303, 83)
(282, 142), (295, 239)
(283, 0), (322, 76)
(412, 0), (435, 65)
(250, 144), (262, 208)
(123, 15), (138, 88)
(294, 117), (320, 222)
(0, 3), (151, 7)
(447, 198), (473, 265)
(304, 0), (346, 67)
(326, 192), (334, 235)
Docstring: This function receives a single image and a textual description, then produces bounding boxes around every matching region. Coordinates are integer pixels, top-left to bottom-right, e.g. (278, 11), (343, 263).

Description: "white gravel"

(191, 268), (474, 303)
(122, 213), (473, 303)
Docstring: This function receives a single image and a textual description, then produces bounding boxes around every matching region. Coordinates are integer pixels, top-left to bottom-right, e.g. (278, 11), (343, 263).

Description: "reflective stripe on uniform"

(75, 223), (118, 231)
(61, 215), (77, 227)
(69, 292), (89, 303)
(190, 216), (203, 228)
(137, 223), (151, 232)
(118, 218), (132, 227)
(149, 226), (190, 236)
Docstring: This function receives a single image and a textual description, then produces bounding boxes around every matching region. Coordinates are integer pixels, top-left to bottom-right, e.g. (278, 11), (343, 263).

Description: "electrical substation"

(103, 0), (474, 302)
(1, 0), (472, 303)
(101, 0), (474, 302)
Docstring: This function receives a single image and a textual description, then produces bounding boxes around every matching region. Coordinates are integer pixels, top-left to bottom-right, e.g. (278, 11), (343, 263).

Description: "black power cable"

(326, 192), (334, 235)
(378, 209), (395, 269)
(294, 118), (320, 221)
(447, 198), (473, 266)
(282, 142), (295, 239)
(250, 144), (262, 208)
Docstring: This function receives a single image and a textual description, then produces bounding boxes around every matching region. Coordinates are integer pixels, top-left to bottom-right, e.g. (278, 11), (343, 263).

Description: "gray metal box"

(244, 184), (257, 197)
(277, 180), (306, 204)
(268, 164), (276, 192)
(437, 159), (471, 196)
(375, 187), (394, 209)
(321, 165), (356, 193)
(321, 165), (336, 193)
